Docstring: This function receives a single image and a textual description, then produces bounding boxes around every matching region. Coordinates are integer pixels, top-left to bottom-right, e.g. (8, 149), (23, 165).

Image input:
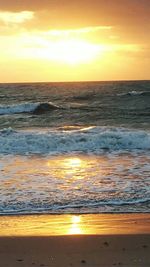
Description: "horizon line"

(0, 79), (150, 84)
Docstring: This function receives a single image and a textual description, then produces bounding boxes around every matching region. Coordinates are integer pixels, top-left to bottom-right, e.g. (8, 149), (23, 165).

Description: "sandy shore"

(0, 214), (149, 267)
(0, 234), (150, 267)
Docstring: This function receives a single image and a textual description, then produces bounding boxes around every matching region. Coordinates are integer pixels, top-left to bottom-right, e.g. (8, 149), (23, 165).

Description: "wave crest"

(0, 102), (59, 115)
(117, 90), (150, 97)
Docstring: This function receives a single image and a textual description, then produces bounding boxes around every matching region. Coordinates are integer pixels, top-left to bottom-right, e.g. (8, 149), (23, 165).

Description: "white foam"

(0, 102), (59, 115)
(0, 102), (39, 115)
(117, 91), (147, 96)
(0, 126), (150, 155)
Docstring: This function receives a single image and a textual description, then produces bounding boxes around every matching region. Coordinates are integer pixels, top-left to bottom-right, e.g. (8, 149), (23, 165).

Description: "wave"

(0, 197), (149, 215)
(0, 102), (59, 115)
(117, 90), (150, 97)
(0, 126), (150, 155)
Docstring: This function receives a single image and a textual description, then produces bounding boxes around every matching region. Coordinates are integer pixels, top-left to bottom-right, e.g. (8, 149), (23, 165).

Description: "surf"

(0, 102), (60, 115)
(0, 126), (150, 155)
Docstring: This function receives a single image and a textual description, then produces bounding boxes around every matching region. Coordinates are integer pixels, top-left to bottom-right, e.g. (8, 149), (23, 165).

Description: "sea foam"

(117, 90), (150, 97)
(0, 126), (150, 155)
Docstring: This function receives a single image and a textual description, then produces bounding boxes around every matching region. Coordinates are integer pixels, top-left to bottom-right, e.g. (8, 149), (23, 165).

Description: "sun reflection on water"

(67, 215), (83, 235)
(0, 214), (149, 236)
(46, 156), (89, 180)
(64, 158), (82, 168)
(2, 154), (147, 219)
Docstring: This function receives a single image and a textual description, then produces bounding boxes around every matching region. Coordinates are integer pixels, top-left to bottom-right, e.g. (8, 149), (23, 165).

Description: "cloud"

(0, 0), (149, 29)
(44, 26), (112, 37)
(0, 11), (34, 25)
(0, 1), (149, 62)
(0, 1), (149, 42)
(0, 0), (149, 11)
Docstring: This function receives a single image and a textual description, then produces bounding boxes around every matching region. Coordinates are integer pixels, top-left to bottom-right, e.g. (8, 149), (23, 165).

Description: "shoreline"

(0, 214), (149, 267)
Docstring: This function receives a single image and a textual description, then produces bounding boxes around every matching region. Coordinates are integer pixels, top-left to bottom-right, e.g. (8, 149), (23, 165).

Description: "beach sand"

(0, 214), (149, 267)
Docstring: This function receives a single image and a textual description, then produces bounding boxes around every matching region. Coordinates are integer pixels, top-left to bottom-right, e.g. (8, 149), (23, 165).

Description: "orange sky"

(0, 0), (150, 82)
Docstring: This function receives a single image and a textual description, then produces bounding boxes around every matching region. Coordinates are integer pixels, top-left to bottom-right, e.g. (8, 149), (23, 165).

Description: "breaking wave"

(117, 90), (150, 97)
(0, 197), (149, 215)
(0, 102), (59, 115)
(0, 126), (150, 155)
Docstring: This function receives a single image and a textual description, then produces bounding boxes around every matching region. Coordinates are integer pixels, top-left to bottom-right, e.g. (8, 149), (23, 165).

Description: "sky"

(0, 0), (150, 82)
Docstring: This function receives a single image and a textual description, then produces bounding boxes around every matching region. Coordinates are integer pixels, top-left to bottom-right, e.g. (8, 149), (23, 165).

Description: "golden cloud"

(0, 11), (34, 24)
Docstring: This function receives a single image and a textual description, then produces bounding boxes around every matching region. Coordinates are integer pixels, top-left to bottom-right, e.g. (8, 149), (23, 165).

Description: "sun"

(53, 39), (101, 65)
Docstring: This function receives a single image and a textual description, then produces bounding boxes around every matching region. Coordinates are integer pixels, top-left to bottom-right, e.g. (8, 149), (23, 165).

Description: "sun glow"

(15, 29), (141, 68)
(15, 26), (111, 65)
(20, 37), (102, 65)
(54, 39), (101, 64)
(2, 23), (142, 74)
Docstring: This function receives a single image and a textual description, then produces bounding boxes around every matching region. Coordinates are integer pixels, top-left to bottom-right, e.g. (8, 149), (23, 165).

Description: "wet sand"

(0, 214), (150, 267)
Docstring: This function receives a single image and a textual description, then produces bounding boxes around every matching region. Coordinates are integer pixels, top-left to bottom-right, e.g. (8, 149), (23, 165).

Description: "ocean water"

(0, 80), (150, 214)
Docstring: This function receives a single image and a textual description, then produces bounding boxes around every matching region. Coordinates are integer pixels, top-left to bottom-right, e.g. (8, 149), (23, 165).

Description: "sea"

(0, 80), (150, 215)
